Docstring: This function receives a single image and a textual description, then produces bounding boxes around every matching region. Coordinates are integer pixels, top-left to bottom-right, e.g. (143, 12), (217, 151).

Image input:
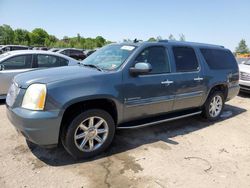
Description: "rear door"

(171, 46), (206, 110)
(0, 54), (32, 95)
(33, 54), (68, 68)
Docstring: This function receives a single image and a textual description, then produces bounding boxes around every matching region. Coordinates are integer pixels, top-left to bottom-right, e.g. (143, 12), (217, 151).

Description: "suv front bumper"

(6, 106), (62, 146)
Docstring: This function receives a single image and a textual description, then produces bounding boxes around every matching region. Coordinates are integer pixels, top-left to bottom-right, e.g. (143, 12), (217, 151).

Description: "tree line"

(0, 24), (187, 50)
(1, 24), (248, 53)
(0, 24), (110, 49)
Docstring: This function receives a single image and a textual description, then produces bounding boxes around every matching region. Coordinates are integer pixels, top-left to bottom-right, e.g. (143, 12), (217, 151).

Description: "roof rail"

(158, 40), (169, 43)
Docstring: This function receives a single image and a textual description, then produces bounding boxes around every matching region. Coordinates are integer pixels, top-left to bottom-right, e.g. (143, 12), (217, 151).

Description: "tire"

(62, 109), (115, 159)
(202, 91), (225, 121)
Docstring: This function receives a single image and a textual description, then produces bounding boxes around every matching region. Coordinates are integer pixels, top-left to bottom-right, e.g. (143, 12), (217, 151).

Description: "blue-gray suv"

(6, 41), (239, 158)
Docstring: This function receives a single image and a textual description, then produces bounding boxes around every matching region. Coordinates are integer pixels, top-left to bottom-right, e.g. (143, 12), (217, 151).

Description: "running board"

(117, 111), (202, 129)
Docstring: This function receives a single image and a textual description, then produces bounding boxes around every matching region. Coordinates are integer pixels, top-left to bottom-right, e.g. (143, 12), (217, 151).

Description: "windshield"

(81, 44), (136, 70)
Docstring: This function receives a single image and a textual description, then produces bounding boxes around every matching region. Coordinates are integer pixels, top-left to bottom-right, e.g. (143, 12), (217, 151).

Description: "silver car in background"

(0, 50), (79, 99)
(239, 59), (250, 93)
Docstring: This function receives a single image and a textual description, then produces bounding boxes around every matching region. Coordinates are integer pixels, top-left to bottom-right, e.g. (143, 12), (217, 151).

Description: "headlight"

(22, 84), (47, 110)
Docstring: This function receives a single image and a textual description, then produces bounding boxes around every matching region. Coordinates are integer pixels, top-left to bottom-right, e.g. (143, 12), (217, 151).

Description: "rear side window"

(173, 46), (199, 72)
(37, 55), (60, 67)
(200, 48), (237, 70)
(58, 57), (69, 66)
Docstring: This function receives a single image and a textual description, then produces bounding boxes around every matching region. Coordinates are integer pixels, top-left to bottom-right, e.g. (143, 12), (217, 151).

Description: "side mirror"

(0, 64), (5, 71)
(130, 62), (152, 76)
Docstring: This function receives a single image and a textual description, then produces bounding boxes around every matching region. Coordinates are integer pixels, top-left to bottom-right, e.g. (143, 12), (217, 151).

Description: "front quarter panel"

(46, 72), (124, 123)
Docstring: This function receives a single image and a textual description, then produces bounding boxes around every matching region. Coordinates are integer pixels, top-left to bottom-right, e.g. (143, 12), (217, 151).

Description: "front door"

(171, 46), (206, 110)
(0, 54), (32, 95)
(123, 46), (175, 122)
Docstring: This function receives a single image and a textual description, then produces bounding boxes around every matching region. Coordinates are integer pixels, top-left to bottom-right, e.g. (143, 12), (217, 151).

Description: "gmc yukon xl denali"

(6, 41), (239, 159)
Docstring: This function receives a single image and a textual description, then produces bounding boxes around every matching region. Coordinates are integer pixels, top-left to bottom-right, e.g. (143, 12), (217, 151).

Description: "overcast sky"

(1, 0), (250, 51)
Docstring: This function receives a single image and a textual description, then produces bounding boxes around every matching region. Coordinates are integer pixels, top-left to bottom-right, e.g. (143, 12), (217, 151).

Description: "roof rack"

(158, 40), (169, 43)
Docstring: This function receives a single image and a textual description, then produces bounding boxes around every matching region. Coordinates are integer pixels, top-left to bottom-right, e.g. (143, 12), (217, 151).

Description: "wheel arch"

(59, 97), (120, 143)
(206, 83), (229, 102)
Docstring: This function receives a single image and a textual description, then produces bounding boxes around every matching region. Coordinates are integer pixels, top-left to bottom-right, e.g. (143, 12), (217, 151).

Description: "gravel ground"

(0, 93), (250, 188)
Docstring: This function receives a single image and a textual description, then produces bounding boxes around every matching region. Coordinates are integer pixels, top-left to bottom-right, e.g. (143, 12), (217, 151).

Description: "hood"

(239, 64), (250, 73)
(14, 65), (103, 88)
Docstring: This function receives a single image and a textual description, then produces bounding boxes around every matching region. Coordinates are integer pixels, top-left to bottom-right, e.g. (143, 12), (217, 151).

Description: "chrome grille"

(240, 72), (250, 81)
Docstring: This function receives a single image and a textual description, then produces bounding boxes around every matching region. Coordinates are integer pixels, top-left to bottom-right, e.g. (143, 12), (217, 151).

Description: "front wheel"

(62, 109), (115, 159)
(202, 91), (225, 121)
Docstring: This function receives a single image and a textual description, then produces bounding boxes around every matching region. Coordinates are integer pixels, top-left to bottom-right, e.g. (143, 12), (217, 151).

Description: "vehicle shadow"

(0, 99), (5, 105)
(238, 91), (250, 98)
(28, 104), (246, 166)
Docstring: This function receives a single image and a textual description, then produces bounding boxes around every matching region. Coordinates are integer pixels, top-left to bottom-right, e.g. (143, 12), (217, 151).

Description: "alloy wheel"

(74, 116), (109, 152)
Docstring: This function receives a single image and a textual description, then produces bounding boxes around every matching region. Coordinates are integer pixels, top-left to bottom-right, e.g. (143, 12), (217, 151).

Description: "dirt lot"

(0, 93), (250, 188)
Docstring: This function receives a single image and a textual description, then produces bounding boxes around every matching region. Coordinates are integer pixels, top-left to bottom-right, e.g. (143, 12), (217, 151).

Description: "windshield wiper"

(81, 63), (103, 71)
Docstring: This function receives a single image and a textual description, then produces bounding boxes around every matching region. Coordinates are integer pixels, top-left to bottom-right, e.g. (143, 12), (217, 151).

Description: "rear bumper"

(227, 84), (240, 100)
(6, 106), (62, 146)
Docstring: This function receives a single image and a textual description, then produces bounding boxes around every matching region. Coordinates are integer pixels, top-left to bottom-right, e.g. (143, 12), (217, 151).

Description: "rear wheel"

(62, 109), (115, 159)
(202, 91), (225, 121)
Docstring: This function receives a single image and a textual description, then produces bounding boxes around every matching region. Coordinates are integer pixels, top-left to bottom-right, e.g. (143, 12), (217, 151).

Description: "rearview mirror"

(0, 64), (5, 71)
(130, 62), (152, 76)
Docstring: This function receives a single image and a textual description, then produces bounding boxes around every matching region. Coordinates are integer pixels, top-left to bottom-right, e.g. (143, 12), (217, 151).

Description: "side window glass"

(37, 55), (60, 67)
(59, 57), (69, 66)
(200, 48), (237, 70)
(1, 55), (32, 70)
(173, 46), (199, 72)
(135, 46), (170, 74)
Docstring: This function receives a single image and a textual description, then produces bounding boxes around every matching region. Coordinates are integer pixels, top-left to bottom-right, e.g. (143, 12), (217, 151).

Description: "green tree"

(30, 28), (49, 46)
(14, 29), (30, 45)
(95, 36), (106, 47)
(179, 34), (185, 41)
(148, 37), (157, 42)
(0, 24), (14, 44)
(168, 34), (176, 41)
(235, 39), (249, 53)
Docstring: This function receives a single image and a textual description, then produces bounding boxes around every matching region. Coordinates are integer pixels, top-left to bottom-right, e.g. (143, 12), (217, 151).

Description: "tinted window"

(37, 55), (60, 67)
(61, 50), (70, 56)
(58, 57), (69, 66)
(135, 46), (170, 74)
(12, 46), (27, 51)
(1, 55), (32, 70)
(70, 50), (82, 56)
(173, 47), (199, 72)
(200, 48), (237, 69)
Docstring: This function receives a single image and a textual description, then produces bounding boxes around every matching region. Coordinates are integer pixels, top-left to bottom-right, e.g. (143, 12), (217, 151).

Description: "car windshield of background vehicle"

(81, 44), (136, 70)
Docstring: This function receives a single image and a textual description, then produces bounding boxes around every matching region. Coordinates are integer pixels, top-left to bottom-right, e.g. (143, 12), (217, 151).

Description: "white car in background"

(239, 59), (250, 93)
(0, 50), (79, 99)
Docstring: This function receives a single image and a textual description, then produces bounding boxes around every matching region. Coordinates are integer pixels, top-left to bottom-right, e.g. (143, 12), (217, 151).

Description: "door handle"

(194, 77), (203, 81)
(161, 80), (174, 85)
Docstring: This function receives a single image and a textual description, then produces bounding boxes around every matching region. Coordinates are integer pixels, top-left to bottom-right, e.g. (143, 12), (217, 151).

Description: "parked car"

(0, 45), (29, 54)
(6, 41), (239, 159)
(32, 47), (49, 51)
(49, 48), (61, 52)
(239, 59), (250, 93)
(85, 49), (96, 57)
(0, 50), (79, 99)
(57, 48), (86, 60)
(236, 57), (250, 64)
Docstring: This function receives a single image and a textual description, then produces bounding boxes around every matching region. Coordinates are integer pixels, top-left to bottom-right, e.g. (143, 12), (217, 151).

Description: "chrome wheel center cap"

(87, 128), (97, 138)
